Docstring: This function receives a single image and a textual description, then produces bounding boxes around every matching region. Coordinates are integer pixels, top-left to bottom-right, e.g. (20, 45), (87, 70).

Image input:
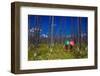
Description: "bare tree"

(59, 17), (63, 44)
(78, 17), (82, 49)
(71, 17), (74, 40)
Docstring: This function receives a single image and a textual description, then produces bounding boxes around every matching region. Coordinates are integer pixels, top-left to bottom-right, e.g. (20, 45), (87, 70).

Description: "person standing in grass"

(64, 40), (70, 51)
(64, 40), (75, 51)
(70, 40), (75, 49)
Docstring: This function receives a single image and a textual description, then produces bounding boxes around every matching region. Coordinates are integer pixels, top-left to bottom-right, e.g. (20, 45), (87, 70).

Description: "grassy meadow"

(28, 43), (88, 60)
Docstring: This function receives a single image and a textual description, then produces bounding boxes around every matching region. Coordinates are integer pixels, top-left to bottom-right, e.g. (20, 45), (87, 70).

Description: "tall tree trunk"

(60, 17), (63, 44)
(48, 16), (51, 48)
(51, 16), (54, 47)
(71, 17), (74, 40)
(78, 17), (82, 50)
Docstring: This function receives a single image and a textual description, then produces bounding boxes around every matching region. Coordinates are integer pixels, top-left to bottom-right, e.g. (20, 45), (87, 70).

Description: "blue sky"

(28, 15), (88, 36)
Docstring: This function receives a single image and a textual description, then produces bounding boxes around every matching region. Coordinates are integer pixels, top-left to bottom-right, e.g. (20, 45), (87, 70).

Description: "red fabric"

(70, 40), (75, 46)
(64, 45), (68, 50)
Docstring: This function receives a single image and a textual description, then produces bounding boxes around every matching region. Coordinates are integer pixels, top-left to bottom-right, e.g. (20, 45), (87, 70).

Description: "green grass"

(28, 43), (88, 60)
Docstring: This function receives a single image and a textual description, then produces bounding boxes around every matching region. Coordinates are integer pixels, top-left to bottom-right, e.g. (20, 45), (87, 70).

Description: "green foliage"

(71, 43), (88, 58)
(28, 43), (88, 60)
